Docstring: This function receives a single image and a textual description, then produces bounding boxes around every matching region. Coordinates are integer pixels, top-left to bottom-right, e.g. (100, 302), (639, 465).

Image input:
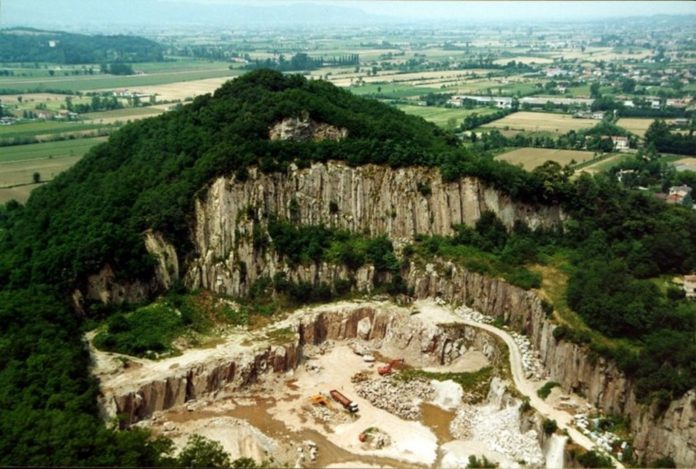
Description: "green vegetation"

(466, 455), (499, 469)
(176, 435), (231, 468)
(577, 450), (614, 468)
(93, 291), (246, 357)
(537, 381), (561, 399)
(0, 69), (694, 464)
(408, 211), (545, 290)
(0, 28), (164, 64)
(0, 66), (238, 93)
(649, 456), (677, 468)
(396, 104), (498, 128)
(0, 121), (110, 143)
(543, 418), (558, 435)
(0, 137), (105, 164)
(645, 119), (696, 156)
(397, 366), (493, 402)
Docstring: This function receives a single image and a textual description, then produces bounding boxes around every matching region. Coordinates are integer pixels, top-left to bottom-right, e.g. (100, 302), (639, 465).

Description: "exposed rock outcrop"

(97, 303), (503, 427)
(406, 260), (696, 467)
(269, 115), (348, 142)
(186, 162), (564, 296)
(73, 231), (178, 311)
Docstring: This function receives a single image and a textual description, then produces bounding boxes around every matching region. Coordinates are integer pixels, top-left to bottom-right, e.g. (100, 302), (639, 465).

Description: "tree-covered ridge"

(0, 28), (164, 64)
(0, 70), (550, 293)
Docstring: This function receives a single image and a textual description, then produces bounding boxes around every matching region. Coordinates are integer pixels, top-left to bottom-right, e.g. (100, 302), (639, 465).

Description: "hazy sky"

(3, 0), (696, 29)
(344, 1), (696, 21)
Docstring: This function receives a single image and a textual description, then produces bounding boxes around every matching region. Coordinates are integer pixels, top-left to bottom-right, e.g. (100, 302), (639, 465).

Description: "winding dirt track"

(458, 316), (624, 469)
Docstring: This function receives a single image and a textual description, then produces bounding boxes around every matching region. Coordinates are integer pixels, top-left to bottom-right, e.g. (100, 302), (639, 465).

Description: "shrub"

(543, 418), (558, 435)
(537, 381), (561, 400)
(577, 450), (614, 468)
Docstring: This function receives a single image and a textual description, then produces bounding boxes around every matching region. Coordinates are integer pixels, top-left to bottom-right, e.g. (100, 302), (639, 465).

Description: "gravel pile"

(355, 377), (434, 420)
(449, 405), (477, 439)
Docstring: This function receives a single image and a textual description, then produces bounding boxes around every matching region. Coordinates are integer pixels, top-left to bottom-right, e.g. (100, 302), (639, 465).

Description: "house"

(650, 99), (661, 109)
(611, 136), (629, 151)
(684, 275), (696, 300)
(666, 185), (693, 206)
(616, 169), (635, 183)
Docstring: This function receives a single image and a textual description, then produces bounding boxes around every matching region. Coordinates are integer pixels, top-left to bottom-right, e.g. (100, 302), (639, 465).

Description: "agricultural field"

(118, 77), (238, 101)
(576, 153), (635, 175)
(348, 83), (441, 99)
(616, 118), (656, 137)
(483, 111), (597, 134)
(396, 104), (498, 128)
(496, 147), (598, 170)
(83, 106), (164, 124)
(672, 157), (696, 173)
(0, 137), (105, 203)
(0, 64), (241, 92)
(0, 120), (110, 141)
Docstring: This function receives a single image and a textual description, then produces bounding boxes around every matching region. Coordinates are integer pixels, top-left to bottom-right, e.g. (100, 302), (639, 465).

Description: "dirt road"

(457, 315), (624, 469)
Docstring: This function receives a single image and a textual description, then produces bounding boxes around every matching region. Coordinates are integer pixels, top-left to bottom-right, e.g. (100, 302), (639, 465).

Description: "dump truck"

(330, 389), (359, 413)
(378, 358), (404, 376)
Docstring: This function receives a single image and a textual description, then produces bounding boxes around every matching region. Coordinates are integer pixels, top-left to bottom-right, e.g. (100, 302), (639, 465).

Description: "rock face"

(108, 343), (301, 427)
(186, 162), (564, 296)
(269, 115), (348, 142)
(73, 230), (178, 311)
(99, 303), (503, 428)
(405, 260), (696, 467)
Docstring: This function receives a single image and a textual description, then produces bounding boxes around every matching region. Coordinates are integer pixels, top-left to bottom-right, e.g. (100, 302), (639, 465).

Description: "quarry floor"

(92, 299), (607, 468)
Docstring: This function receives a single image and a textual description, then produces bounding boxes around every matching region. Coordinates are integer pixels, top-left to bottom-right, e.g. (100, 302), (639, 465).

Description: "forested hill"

(0, 70), (694, 465)
(0, 69), (551, 294)
(0, 28), (164, 63)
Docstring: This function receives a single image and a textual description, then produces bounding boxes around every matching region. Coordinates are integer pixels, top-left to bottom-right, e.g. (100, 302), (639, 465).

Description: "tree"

(590, 82), (602, 99)
(32, 172), (41, 184)
(177, 435), (231, 468)
(621, 78), (636, 94)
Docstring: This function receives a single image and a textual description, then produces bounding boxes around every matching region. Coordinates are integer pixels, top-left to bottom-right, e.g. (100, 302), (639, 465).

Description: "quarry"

(92, 298), (606, 468)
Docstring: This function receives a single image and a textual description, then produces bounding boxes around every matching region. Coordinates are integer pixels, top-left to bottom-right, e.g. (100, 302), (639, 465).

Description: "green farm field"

(348, 83), (441, 98)
(496, 147), (598, 170)
(0, 137), (105, 203)
(0, 65), (240, 92)
(0, 121), (109, 140)
(396, 104), (498, 127)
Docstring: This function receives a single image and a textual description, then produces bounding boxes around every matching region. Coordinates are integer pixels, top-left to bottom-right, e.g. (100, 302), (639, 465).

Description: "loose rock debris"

(355, 376), (434, 420)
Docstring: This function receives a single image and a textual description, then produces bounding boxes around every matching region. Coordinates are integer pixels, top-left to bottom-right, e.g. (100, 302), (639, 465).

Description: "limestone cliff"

(186, 162), (564, 295)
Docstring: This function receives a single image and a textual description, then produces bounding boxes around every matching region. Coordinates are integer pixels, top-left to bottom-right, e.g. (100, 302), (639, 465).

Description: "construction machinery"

(310, 394), (331, 407)
(330, 389), (359, 413)
(378, 358), (404, 376)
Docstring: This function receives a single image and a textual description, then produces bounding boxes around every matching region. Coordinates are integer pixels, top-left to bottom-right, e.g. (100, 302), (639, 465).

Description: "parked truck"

(329, 389), (359, 413)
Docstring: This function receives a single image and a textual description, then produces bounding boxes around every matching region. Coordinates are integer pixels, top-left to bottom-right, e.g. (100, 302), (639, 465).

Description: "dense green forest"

(0, 70), (694, 464)
(0, 28), (164, 64)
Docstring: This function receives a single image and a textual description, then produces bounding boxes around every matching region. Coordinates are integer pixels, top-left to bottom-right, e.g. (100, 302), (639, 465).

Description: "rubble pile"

(510, 331), (546, 380)
(456, 305), (546, 380)
(472, 404), (545, 465)
(355, 377), (434, 420)
(360, 427), (392, 450)
(449, 405), (477, 439)
(574, 414), (627, 459)
(307, 403), (333, 423)
(455, 306), (494, 325)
